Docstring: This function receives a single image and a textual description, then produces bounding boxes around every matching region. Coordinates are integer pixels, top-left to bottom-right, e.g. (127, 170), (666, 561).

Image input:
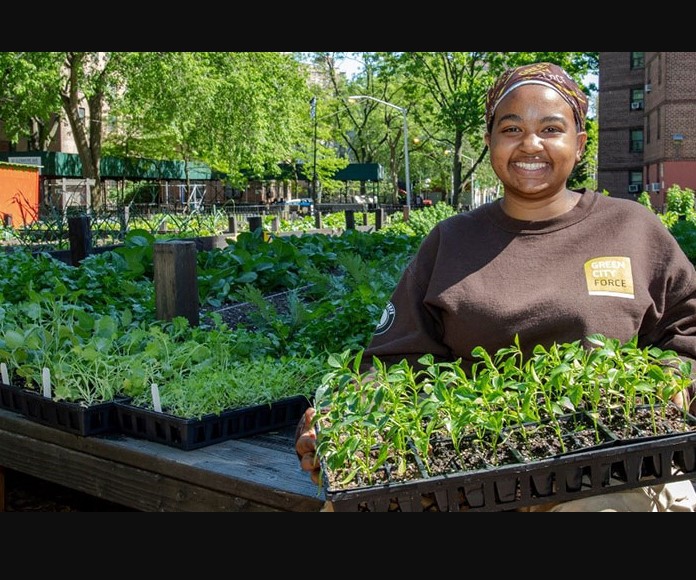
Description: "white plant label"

(151, 384), (162, 413)
(43, 367), (51, 399)
(0, 363), (8, 385)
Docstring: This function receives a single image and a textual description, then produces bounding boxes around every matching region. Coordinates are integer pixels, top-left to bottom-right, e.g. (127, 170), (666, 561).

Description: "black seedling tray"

(0, 382), (122, 436)
(115, 395), (310, 450)
(323, 426), (696, 512)
(0, 382), (28, 415)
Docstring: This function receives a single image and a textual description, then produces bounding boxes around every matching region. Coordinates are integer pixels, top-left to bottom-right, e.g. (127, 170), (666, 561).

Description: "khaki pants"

(520, 479), (696, 512)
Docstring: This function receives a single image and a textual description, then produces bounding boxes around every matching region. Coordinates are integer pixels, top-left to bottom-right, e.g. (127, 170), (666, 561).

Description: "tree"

(2, 52), (313, 210)
(571, 117), (598, 190)
(0, 52), (64, 150)
(304, 52), (415, 204)
(61, 52), (131, 208)
(0, 52), (131, 208)
(109, 52), (312, 194)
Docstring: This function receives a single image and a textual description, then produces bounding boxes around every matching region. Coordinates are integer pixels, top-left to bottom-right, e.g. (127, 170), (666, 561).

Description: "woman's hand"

(295, 407), (321, 484)
(671, 384), (696, 414)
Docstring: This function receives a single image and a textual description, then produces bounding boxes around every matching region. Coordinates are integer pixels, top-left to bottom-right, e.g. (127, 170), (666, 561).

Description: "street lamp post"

(310, 97), (319, 203)
(348, 95), (411, 211)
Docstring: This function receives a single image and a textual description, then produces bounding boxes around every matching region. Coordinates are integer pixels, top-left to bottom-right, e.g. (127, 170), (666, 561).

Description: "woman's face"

(485, 84), (587, 202)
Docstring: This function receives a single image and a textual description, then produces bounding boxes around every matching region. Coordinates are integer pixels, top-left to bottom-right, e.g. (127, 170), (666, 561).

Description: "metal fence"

(1, 203), (407, 253)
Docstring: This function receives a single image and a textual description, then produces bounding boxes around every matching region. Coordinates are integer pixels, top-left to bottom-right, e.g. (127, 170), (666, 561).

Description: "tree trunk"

(60, 52), (105, 210)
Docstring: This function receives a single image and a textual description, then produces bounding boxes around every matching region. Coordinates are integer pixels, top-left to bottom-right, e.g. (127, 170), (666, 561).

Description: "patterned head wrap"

(486, 62), (589, 132)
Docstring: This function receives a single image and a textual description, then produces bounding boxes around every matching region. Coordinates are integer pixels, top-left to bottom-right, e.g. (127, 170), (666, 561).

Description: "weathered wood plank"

(0, 466), (5, 511)
(0, 408), (324, 512)
(153, 241), (200, 327)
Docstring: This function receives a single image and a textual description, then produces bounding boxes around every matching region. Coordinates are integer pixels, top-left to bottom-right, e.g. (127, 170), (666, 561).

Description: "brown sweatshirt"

(364, 190), (696, 407)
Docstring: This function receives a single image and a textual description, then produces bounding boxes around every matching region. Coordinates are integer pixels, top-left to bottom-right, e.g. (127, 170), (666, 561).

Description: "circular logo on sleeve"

(374, 302), (396, 336)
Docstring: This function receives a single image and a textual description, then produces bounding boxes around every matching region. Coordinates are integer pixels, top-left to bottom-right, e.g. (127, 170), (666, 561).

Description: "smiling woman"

(295, 60), (696, 513)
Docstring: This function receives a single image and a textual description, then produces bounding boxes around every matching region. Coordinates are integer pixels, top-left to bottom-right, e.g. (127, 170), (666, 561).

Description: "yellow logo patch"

(584, 257), (635, 299)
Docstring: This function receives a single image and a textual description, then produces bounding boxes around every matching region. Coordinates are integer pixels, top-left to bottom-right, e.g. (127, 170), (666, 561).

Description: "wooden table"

(0, 408), (325, 512)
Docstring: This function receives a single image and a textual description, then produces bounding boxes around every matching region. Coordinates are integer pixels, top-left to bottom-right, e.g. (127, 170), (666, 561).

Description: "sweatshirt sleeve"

(657, 293), (696, 415)
(361, 226), (453, 372)
(641, 233), (696, 414)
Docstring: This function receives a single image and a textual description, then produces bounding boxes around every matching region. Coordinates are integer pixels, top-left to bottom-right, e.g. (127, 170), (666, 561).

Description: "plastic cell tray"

(323, 425), (696, 512)
(115, 395), (310, 450)
(0, 382), (121, 436)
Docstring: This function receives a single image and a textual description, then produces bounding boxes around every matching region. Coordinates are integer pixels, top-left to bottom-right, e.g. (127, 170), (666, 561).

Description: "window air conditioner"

(628, 184), (640, 193)
(651, 183), (661, 192)
(645, 83), (652, 93)
(631, 101), (643, 110)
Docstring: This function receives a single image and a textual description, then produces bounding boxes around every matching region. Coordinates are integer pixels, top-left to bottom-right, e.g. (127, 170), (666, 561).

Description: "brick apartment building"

(598, 52), (696, 211)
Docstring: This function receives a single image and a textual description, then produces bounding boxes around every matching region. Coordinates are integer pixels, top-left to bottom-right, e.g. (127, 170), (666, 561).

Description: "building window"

(631, 52), (645, 69)
(630, 88), (644, 111)
(78, 107), (86, 120)
(628, 170), (643, 194)
(657, 53), (662, 85)
(630, 129), (644, 153)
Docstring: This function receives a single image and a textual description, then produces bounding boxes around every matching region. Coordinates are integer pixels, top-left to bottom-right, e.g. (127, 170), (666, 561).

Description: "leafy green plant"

(382, 202), (457, 238)
(314, 350), (396, 487)
(669, 219), (696, 263)
(127, 353), (325, 419)
(0, 297), (134, 404)
(314, 335), (696, 490)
